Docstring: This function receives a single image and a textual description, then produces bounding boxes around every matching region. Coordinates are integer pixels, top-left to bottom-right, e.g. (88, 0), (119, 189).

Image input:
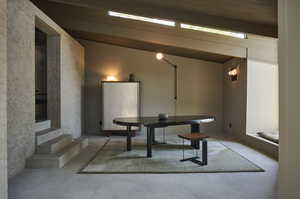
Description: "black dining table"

(113, 115), (215, 158)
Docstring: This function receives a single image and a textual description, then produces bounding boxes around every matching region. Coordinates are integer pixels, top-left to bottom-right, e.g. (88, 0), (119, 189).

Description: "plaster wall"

(223, 58), (247, 138)
(0, 0), (8, 198)
(7, 0), (84, 177)
(82, 40), (223, 136)
(278, 0), (300, 198)
(223, 58), (278, 158)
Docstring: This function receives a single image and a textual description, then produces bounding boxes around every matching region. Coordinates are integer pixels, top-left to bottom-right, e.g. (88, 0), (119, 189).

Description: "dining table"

(113, 115), (215, 158)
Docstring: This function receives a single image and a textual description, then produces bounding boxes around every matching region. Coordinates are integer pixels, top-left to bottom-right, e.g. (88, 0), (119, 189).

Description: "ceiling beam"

(48, 0), (277, 38)
(49, 13), (247, 58)
(68, 29), (233, 63)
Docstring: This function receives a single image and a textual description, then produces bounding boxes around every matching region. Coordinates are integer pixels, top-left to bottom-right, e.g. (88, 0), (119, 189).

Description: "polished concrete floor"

(9, 136), (278, 199)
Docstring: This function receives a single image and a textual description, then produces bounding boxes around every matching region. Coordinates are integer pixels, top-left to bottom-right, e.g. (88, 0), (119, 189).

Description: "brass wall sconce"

(228, 66), (240, 81)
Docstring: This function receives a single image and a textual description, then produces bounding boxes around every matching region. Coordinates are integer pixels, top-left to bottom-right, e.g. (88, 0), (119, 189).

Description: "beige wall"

(0, 0), (7, 198)
(7, 0), (84, 177)
(246, 59), (279, 133)
(81, 40), (223, 135)
(223, 58), (278, 158)
(278, 1), (300, 198)
(223, 58), (247, 137)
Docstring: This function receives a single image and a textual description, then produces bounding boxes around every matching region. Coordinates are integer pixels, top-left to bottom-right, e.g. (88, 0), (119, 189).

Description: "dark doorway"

(35, 28), (48, 122)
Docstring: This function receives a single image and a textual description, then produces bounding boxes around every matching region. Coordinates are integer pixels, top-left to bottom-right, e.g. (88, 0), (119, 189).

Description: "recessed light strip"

(108, 11), (175, 27)
(180, 23), (246, 39)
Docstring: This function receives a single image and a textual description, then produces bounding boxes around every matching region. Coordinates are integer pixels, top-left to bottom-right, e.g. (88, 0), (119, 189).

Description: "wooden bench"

(178, 133), (210, 166)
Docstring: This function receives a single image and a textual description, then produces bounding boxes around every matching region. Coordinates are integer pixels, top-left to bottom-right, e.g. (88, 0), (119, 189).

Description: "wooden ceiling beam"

(68, 29), (233, 63)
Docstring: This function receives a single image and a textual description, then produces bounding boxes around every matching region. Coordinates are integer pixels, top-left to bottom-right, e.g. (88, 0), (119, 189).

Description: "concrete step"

(34, 120), (51, 132)
(35, 128), (62, 145)
(36, 134), (72, 154)
(26, 138), (88, 169)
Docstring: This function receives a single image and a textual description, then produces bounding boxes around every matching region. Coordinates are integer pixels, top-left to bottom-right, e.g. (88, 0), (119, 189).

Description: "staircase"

(26, 128), (88, 168)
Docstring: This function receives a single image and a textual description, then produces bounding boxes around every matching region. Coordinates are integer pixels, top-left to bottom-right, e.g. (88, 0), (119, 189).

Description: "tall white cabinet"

(102, 81), (140, 132)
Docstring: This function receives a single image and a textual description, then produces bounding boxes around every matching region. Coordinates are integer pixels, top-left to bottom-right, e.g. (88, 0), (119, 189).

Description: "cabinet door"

(102, 82), (139, 131)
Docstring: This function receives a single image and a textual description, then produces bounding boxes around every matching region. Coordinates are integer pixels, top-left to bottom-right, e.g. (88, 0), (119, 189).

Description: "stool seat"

(178, 133), (209, 141)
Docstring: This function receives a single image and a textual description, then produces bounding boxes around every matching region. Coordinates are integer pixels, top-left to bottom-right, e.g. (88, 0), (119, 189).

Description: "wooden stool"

(178, 133), (210, 166)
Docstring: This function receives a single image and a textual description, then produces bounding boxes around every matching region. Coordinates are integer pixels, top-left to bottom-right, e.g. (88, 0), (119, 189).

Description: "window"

(180, 23), (246, 39)
(246, 59), (279, 144)
(35, 28), (48, 122)
(108, 11), (175, 27)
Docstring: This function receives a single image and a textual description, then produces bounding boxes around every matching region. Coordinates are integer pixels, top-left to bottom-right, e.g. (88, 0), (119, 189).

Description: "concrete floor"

(9, 136), (278, 199)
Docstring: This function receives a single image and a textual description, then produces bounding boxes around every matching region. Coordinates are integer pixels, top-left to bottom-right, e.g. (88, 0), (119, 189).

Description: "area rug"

(79, 138), (264, 174)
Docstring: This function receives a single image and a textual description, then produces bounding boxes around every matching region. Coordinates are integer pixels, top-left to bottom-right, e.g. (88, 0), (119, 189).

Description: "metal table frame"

(114, 115), (214, 158)
(145, 123), (201, 158)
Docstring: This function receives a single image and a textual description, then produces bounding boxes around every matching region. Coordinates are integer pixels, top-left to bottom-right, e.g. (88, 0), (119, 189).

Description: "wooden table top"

(113, 115), (215, 128)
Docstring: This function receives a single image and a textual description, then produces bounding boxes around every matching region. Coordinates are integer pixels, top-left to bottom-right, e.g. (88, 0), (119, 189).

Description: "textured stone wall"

(47, 35), (61, 130)
(61, 36), (84, 138)
(0, 0), (7, 197)
(7, 0), (36, 178)
(7, 0), (84, 177)
(45, 33), (85, 137)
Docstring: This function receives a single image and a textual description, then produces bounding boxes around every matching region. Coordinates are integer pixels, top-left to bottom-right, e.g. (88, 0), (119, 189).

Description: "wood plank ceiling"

(68, 29), (233, 63)
(31, 0), (277, 63)
(46, 0), (278, 37)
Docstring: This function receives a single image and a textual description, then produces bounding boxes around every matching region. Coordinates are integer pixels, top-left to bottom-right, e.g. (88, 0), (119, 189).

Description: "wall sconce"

(106, 75), (117, 81)
(228, 66), (240, 81)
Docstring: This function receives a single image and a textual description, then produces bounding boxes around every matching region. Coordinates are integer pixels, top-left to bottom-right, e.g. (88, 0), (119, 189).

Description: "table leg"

(202, 139), (208, 165)
(190, 123), (200, 149)
(151, 128), (156, 144)
(151, 127), (166, 145)
(147, 127), (152, 158)
(126, 126), (132, 151)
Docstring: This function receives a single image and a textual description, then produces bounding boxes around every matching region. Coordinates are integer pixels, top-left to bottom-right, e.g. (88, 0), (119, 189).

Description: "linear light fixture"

(108, 11), (175, 27)
(180, 23), (246, 39)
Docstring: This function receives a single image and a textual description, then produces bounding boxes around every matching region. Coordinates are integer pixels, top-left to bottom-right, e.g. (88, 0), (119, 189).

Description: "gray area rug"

(79, 138), (264, 173)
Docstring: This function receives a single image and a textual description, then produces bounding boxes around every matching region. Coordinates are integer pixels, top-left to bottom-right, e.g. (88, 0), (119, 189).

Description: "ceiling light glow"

(180, 23), (246, 39)
(108, 11), (175, 27)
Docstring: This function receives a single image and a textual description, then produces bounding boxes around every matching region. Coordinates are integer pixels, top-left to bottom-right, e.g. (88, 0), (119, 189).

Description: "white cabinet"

(102, 82), (140, 131)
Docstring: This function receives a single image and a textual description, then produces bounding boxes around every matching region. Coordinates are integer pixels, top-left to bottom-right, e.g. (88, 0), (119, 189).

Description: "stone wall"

(7, 0), (84, 177)
(61, 36), (84, 138)
(0, 0), (7, 197)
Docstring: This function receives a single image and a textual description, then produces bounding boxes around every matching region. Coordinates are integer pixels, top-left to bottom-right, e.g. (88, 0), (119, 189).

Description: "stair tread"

(27, 138), (88, 168)
(36, 128), (60, 136)
(31, 140), (83, 159)
(35, 120), (51, 132)
(56, 140), (82, 156)
(37, 134), (71, 147)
